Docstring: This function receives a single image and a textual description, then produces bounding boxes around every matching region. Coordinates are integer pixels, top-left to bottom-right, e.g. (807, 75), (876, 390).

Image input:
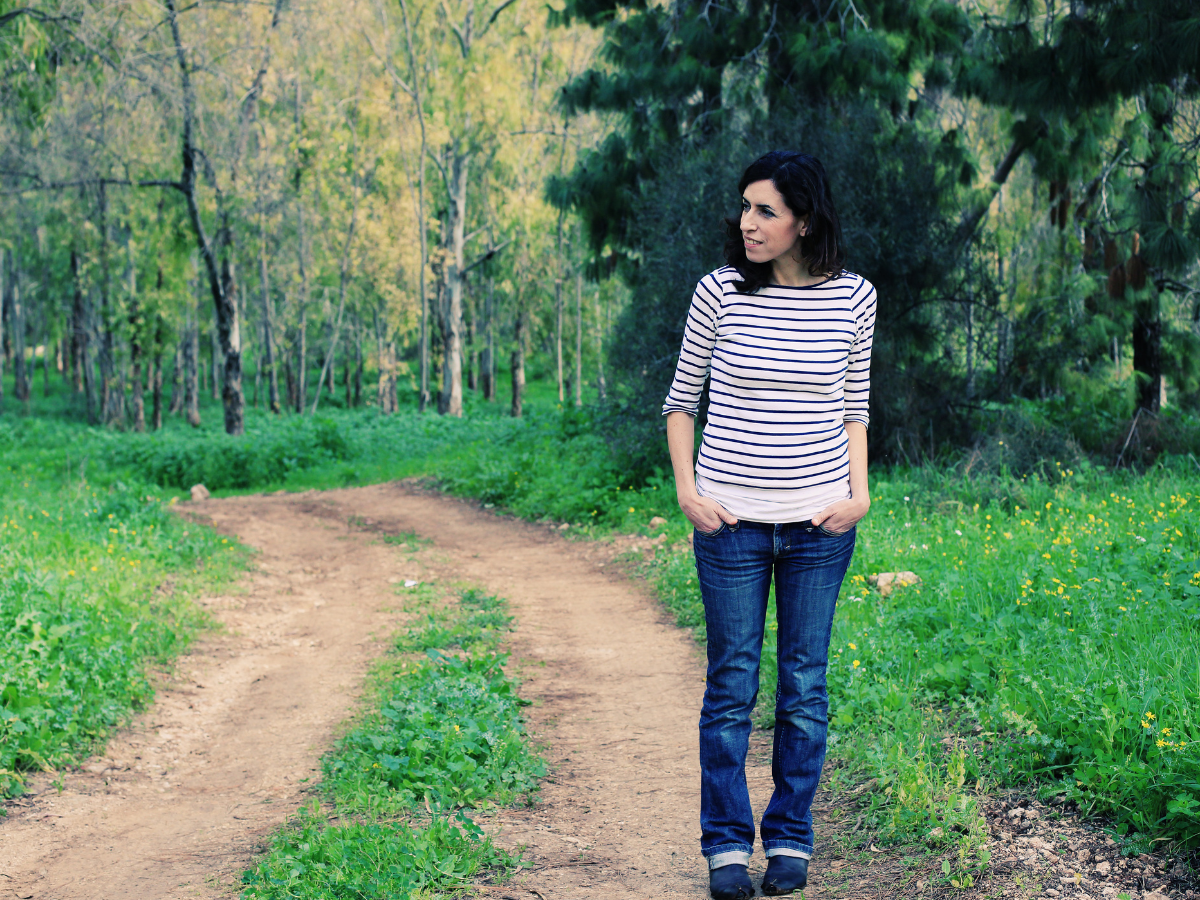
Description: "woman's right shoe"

(761, 854), (809, 895)
(709, 863), (754, 900)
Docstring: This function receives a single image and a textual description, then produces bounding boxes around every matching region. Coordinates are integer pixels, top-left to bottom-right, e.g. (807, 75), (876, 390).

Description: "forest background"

(0, 0), (1198, 466)
(3, 0), (1200, 885)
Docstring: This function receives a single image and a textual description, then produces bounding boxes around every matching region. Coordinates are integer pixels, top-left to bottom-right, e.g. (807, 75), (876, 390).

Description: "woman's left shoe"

(708, 863), (754, 900)
(761, 855), (809, 896)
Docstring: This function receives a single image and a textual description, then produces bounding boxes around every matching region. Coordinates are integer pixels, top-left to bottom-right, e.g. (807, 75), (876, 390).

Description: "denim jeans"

(692, 518), (855, 869)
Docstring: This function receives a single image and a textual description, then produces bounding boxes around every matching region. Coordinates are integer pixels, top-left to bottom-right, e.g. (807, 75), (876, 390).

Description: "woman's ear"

(798, 214), (811, 237)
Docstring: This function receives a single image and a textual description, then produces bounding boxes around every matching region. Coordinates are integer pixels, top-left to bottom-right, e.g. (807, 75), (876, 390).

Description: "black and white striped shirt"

(662, 266), (877, 523)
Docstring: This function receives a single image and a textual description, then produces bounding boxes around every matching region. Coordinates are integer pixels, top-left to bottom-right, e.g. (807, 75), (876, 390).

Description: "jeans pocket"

(696, 522), (728, 538)
(816, 522), (850, 537)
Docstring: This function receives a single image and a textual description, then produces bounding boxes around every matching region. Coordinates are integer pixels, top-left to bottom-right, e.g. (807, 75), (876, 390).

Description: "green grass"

(7, 380), (1200, 858)
(0, 417), (247, 796)
(638, 459), (1200, 854)
(241, 583), (542, 899)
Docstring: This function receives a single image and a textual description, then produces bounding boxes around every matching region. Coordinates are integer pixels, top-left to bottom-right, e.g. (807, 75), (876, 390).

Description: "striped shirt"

(662, 266), (877, 523)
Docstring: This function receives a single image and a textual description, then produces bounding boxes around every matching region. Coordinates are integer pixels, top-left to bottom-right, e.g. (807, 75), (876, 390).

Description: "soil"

(0, 483), (1194, 900)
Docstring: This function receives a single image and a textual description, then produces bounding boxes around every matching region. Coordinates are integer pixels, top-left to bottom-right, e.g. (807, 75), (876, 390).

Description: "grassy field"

(421, 407), (1200, 860)
(3, 380), (1198, 868)
(0, 417), (247, 797)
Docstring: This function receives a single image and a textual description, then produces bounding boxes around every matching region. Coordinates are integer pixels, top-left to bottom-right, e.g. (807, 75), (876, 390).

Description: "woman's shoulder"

(833, 270), (876, 305)
(832, 269), (873, 291)
(697, 266), (743, 295)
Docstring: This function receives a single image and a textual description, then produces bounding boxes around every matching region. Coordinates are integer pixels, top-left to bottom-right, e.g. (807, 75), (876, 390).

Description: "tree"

(955, 0), (1200, 414)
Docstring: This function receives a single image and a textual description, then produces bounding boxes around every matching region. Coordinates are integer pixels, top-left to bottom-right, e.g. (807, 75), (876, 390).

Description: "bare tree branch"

(0, 7), (81, 28)
(483, 0), (517, 32)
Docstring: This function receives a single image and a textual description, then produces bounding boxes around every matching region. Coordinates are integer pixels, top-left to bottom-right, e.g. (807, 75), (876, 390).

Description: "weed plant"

(0, 418), (245, 796)
(242, 584), (541, 898)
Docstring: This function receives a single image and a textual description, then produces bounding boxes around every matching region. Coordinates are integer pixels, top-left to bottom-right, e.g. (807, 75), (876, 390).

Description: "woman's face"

(740, 179), (807, 265)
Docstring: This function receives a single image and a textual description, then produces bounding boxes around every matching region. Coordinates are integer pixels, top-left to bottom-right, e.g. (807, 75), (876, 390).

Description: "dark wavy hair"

(724, 150), (845, 294)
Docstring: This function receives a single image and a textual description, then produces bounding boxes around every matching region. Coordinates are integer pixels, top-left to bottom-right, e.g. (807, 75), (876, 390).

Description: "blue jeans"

(693, 519), (855, 869)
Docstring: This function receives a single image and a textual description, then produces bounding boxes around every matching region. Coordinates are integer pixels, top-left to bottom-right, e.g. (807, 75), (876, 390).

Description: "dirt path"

(1, 483), (1166, 900)
(0, 484), (721, 899)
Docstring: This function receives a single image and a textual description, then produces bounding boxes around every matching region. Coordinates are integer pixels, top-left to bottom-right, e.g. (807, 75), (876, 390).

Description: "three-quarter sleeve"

(662, 274), (723, 417)
(842, 280), (877, 428)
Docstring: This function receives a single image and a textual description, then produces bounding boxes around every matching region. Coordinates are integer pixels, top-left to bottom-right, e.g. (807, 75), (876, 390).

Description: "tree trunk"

(184, 299), (201, 427)
(312, 167), (360, 414)
(352, 317), (363, 407)
(41, 320), (51, 399)
(481, 276), (495, 401)
(396, 0), (431, 413)
(69, 250), (96, 422)
(295, 306), (307, 412)
(129, 258), (146, 432)
(96, 183), (122, 424)
(165, 0), (249, 436)
(10, 258), (30, 406)
(964, 296), (975, 403)
(64, 333), (75, 391)
(511, 304), (525, 418)
(168, 342), (184, 415)
(374, 308), (396, 414)
(152, 317), (165, 430)
(283, 355), (296, 411)
(211, 326), (222, 400)
(259, 221), (281, 413)
(439, 147), (468, 417)
(39, 259), (51, 399)
(595, 285), (606, 403)
(1133, 296), (1162, 413)
(574, 271), (583, 407)
(555, 273), (563, 403)
(466, 287), (477, 392)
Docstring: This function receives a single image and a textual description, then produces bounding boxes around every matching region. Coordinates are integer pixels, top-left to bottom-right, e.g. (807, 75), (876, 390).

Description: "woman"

(663, 150), (875, 899)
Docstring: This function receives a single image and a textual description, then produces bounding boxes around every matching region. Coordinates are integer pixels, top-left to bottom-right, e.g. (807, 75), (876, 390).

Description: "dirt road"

(0, 484), (722, 899)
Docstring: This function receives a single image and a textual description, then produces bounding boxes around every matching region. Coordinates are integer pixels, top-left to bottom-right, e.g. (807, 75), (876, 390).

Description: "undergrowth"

(8, 399), (1199, 867)
(0, 418), (246, 796)
(241, 581), (542, 898)
(638, 461), (1200, 865)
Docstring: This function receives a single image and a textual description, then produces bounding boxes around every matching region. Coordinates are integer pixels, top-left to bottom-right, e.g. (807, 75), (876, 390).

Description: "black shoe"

(709, 863), (753, 900)
(762, 855), (809, 896)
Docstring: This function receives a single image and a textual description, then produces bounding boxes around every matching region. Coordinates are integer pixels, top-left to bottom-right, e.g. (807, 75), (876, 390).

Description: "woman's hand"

(678, 490), (739, 534)
(811, 496), (870, 535)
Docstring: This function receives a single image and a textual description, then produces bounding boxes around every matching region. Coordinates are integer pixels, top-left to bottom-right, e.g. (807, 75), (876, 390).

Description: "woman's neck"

(770, 253), (827, 288)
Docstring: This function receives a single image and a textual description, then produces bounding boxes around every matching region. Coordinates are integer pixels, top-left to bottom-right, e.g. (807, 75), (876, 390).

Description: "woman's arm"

(666, 411), (738, 533)
(811, 420), (870, 532)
